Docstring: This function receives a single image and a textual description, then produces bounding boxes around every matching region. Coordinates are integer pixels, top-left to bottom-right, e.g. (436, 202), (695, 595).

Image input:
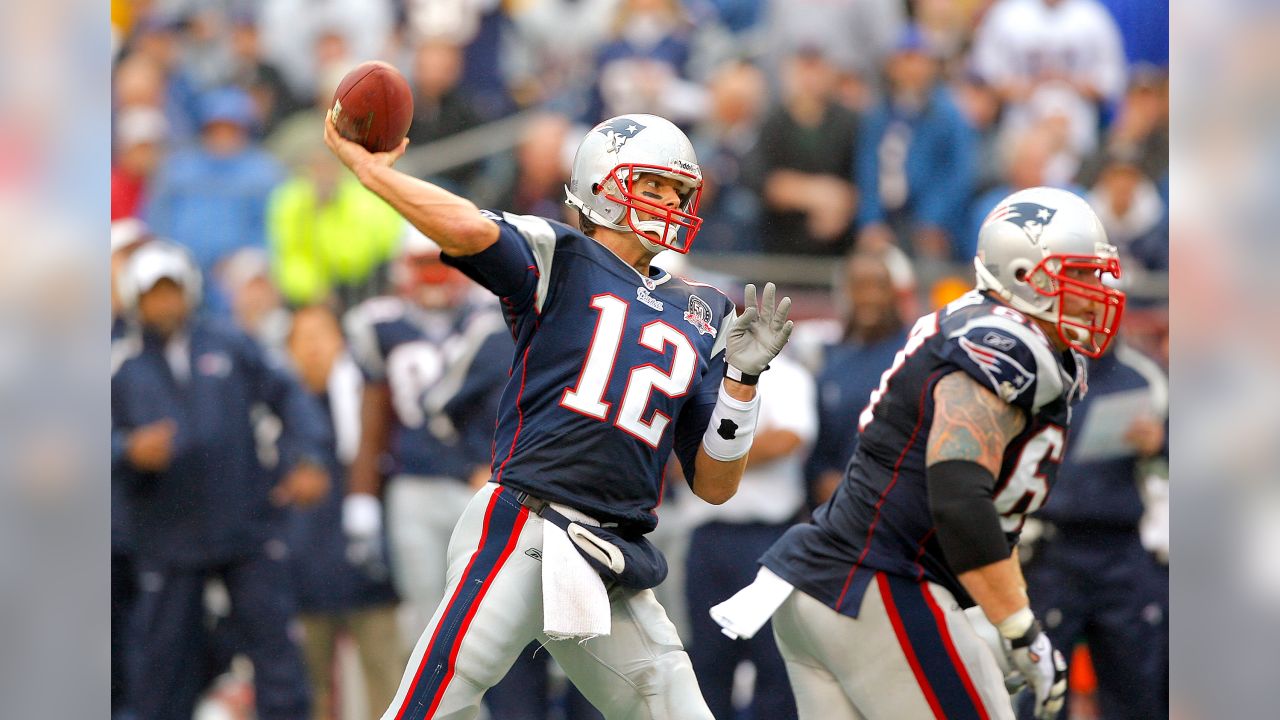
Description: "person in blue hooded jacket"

(111, 239), (329, 720)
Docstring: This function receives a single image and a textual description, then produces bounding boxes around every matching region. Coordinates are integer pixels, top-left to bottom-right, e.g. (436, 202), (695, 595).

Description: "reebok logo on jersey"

(982, 331), (1018, 352)
(684, 295), (717, 337)
(637, 286), (664, 311)
(525, 548), (542, 562)
(958, 336), (1034, 402)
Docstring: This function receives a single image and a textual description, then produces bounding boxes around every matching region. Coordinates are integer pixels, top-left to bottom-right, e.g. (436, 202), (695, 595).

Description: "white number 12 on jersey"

(561, 294), (697, 447)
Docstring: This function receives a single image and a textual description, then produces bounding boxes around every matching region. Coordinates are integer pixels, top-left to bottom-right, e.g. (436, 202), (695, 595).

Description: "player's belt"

(511, 489), (550, 516)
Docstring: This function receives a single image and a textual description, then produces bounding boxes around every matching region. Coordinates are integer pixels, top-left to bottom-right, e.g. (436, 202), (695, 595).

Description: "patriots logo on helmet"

(597, 118), (647, 154)
(985, 202), (1058, 245)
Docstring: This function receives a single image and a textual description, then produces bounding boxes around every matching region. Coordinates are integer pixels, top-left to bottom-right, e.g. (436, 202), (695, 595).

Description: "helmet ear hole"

(590, 182), (600, 195)
(1014, 268), (1027, 282)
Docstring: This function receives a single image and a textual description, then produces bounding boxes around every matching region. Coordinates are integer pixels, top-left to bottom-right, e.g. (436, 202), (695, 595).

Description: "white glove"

(963, 607), (1025, 693)
(999, 609), (1067, 720)
(342, 493), (384, 570)
(726, 282), (794, 381)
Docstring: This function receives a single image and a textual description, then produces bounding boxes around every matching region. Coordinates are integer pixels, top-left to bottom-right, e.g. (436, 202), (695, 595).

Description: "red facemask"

(597, 163), (703, 253)
(1027, 254), (1126, 358)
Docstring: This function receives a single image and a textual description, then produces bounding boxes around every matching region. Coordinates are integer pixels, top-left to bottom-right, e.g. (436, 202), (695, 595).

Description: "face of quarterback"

(627, 172), (686, 244)
(137, 278), (189, 337)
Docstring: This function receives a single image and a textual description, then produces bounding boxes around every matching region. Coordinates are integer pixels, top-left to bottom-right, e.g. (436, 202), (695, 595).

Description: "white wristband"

(995, 606), (1036, 640)
(700, 382), (761, 461)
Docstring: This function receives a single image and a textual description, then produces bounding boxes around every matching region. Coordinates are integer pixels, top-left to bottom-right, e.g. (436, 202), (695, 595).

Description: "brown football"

(330, 61), (414, 153)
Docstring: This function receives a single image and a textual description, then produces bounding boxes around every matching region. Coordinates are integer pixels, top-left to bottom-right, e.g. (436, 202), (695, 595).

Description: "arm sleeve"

(441, 210), (559, 315)
(927, 460), (1014, 573)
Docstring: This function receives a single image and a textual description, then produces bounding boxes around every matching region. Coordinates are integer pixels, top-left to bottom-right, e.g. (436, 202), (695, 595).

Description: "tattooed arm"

(926, 371), (1030, 625)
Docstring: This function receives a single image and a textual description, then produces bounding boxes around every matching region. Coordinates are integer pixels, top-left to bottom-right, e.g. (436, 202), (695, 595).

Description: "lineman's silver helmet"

(565, 114), (704, 254)
(974, 186), (1126, 357)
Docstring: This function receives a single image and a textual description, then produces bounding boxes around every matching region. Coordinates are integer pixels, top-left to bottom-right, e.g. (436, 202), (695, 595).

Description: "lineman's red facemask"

(1027, 254), (1126, 358)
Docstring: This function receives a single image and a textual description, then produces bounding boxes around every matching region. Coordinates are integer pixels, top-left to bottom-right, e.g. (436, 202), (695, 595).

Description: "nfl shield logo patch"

(684, 295), (717, 337)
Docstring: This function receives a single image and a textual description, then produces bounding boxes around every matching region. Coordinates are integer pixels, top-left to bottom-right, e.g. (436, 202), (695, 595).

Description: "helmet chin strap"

(629, 208), (677, 253)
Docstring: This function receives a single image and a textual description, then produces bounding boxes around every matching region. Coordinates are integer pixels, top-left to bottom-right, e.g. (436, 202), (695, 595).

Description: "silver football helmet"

(118, 239), (203, 311)
(974, 187), (1126, 357)
(564, 114), (704, 254)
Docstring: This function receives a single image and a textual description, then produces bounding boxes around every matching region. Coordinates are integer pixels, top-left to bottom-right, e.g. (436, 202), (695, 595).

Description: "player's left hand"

(1004, 621), (1068, 719)
(726, 282), (794, 378)
(1124, 415), (1165, 457)
(272, 462), (331, 507)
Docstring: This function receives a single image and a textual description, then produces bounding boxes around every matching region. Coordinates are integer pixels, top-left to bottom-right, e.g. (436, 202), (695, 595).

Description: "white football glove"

(342, 493), (385, 573)
(1001, 611), (1067, 720)
(963, 606), (1026, 693)
(726, 282), (794, 380)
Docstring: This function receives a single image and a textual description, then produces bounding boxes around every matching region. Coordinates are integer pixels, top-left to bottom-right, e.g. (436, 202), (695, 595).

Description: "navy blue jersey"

(442, 211), (736, 533)
(344, 296), (511, 480)
(763, 291), (1085, 615)
(805, 331), (908, 486)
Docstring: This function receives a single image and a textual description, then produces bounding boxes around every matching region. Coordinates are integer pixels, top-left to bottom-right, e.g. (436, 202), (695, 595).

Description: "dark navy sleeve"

(441, 210), (560, 315)
(936, 312), (1063, 413)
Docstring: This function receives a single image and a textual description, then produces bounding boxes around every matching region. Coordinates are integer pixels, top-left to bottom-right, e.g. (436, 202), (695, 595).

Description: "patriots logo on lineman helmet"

(985, 202), (1058, 245)
(597, 118), (647, 154)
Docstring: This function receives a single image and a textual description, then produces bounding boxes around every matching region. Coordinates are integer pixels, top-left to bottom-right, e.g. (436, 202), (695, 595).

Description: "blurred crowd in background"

(109, 1), (1169, 719)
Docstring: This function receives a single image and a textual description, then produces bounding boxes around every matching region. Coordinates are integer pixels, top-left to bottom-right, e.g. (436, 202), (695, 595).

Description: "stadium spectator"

(112, 240), (329, 720)
(855, 25), (977, 263)
(804, 251), (907, 507)
(116, 15), (204, 144)
(757, 0), (904, 103)
(144, 86), (284, 312)
(266, 136), (402, 310)
(971, 0), (1127, 155)
(404, 37), (486, 193)
(483, 111), (576, 218)
(284, 304), (404, 720)
(684, 351), (815, 720)
(226, 11), (305, 137)
(1020, 337), (1169, 720)
(405, 0), (518, 121)
(586, 0), (704, 125)
(1077, 68), (1169, 189)
(951, 72), (1005, 193)
(112, 106), (170, 221)
(1087, 148), (1168, 272)
(504, 0), (620, 111)
(750, 47), (859, 256)
(109, 218), (153, 720)
(968, 124), (1085, 260)
(688, 58), (769, 253)
(216, 247), (294, 352)
(258, 0), (395, 104)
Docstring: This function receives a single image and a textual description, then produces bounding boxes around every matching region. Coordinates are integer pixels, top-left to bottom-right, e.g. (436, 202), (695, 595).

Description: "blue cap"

(199, 87), (256, 129)
(893, 24), (934, 56)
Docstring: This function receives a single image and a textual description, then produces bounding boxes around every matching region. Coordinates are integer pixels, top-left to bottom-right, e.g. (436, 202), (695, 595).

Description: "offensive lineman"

(324, 110), (794, 720)
(714, 187), (1126, 720)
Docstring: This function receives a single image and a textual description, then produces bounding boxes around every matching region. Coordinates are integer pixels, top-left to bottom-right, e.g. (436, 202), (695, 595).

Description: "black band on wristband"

(724, 364), (761, 385)
(927, 460), (1013, 574)
(1009, 619), (1044, 649)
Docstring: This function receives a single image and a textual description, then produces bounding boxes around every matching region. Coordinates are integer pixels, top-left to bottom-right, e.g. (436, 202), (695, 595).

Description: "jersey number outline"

(995, 424), (1065, 532)
(561, 293), (698, 447)
(858, 312), (941, 431)
(386, 340), (445, 428)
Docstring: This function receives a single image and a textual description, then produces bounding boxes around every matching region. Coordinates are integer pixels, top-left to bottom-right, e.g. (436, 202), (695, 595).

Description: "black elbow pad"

(927, 460), (1013, 573)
